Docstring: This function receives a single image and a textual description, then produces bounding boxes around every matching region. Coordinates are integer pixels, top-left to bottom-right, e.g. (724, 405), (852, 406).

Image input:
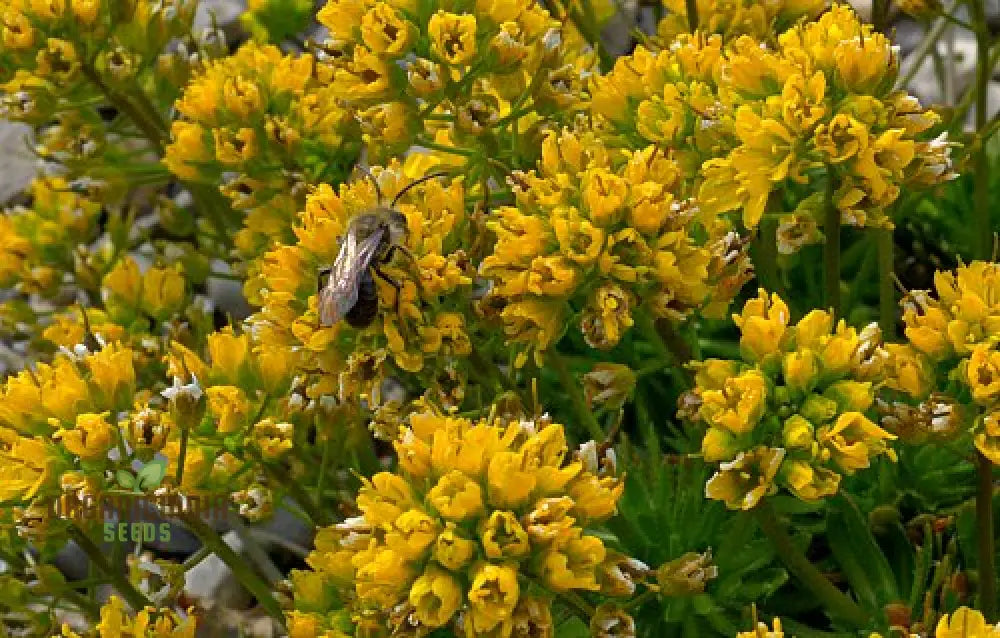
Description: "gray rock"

(194, 0), (247, 30)
(0, 121), (36, 205)
(183, 531), (254, 610)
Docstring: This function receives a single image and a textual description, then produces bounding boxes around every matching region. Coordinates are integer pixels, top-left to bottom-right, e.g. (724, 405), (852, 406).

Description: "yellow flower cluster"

(61, 595), (197, 638)
(164, 42), (356, 257)
(0, 340), (137, 506)
(868, 607), (1000, 638)
(883, 261), (1000, 464)
(481, 127), (751, 366)
(686, 290), (897, 509)
(0, 0), (196, 90)
(312, 0), (593, 169)
(657, 0), (826, 41)
(290, 407), (631, 637)
(157, 326), (298, 492)
(0, 177), (101, 298)
(737, 616), (784, 638)
(250, 159), (475, 386)
(592, 4), (952, 245)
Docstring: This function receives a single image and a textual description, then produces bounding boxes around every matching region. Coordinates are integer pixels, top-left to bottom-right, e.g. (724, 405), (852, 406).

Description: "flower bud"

(590, 603), (635, 638)
(583, 363), (636, 410)
(655, 550), (719, 596)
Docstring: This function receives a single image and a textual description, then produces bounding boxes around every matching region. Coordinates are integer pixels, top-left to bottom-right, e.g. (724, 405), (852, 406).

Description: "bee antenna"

(391, 171), (451, 208)
(355, 165), (384, 205)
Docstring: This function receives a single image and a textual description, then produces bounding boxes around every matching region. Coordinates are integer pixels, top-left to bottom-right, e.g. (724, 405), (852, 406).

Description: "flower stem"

(754, 501), (869, 627)
(876, 228), (896, 338)
(684, 0), (699, 31)
(976, 451), (997, 620)
(69, 524), (151, 612)
(754, 217), (780, 294)
(872, 0), (890, 31)
(181, 513), (286, 627)
(549, 350), (603, 440)
(823, 172), (841, 317)
(970, 0), (994, 261)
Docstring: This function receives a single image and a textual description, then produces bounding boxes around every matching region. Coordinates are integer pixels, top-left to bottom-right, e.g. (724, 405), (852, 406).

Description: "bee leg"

(384, 243), (418, 267)
(372, 266), (403, 316)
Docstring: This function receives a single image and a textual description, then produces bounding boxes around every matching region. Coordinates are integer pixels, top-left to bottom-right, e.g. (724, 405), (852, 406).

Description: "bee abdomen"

(345, 270), (379, 328)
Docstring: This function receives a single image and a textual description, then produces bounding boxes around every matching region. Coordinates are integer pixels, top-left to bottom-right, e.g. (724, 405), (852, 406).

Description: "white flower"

(161, 374), (203, 402)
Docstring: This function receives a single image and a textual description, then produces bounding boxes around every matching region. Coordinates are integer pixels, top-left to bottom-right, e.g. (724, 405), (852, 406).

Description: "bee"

(318, 169), (448, 328)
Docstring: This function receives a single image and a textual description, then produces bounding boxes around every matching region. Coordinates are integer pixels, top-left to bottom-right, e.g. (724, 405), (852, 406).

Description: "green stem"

(181, 514), (286, 626)
(549, 351), (603, 440)
(69, 524), (152, 612)
(754, 217), (780, 294)
(754, 502), (869, 627)
(876, 228), (896, 338)
(634, 312), (692, 388)
(977, 451), (997, 620)
(823, 172), (841, 316)
(970, 0), (994, 261)
(174, 420), (191, 488)
(872, 0), (890, 31)
(684, 0), (699, 31)
(80, 64), (165, 152)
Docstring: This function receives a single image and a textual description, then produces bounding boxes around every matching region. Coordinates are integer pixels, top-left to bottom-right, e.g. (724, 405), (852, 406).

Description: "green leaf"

(115, 470), (136, 490)
(135, 459), (168, 491)
(827, 495), (900, 612)
(555, 616), (589, 638)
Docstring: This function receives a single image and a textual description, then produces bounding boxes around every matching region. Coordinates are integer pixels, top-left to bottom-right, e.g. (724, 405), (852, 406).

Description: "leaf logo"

(116, 458), (168, 493)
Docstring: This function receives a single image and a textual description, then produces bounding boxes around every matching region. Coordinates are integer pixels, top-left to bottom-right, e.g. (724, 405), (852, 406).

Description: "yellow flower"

(164, 121), (211, 180)
(252, 418), (294, 459)
(56, 412), (114, 461)
(69, 0), (99, 24)
(207, 328), (250, 383)
(223, 76), (264, 119)
(385, 508), (439, 560)
(705, 446), (785, 510)
(781, 460), (841, 501)
(817, 412), (897, 474)
(487, 450), (538, 509)
(205, 385), (250, 434)
(360, 3), (414, 57)
(897, 0), (943, 19)
(737, 617), (784, 638)
(699, 369), (767, 435)
(102, 257), (142, 306)
(702, 427), (740, 463)
(935, 607), (1000, 638)
(408, 565), (463, 628)
(834, 30), (896, 94)
(36, 38), (79, 79)
(0, 432), (60, 501)
(433, 523), (476, 570)
(141, 264), (186, 319)
(429, 11), (478, 66)
(427, 470), (484, 521)
(481, 511), (530, 559)
(543, 529), (606, 591)
(85, 344), (136, 409)
(735, 290), (790, 362)
(814, 114), (869, 163)
(783, 350), (819, 393)
(467, 563), (520, 633)
(581, 283), (635, 350)
(968, 344), (1000, 404)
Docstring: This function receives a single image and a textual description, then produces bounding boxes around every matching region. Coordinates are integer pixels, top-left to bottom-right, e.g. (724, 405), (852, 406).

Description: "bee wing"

(318, 227), (385, 326)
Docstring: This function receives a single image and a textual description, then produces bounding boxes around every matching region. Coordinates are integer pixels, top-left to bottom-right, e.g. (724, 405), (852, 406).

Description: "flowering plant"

(0, 0), (997, 637)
